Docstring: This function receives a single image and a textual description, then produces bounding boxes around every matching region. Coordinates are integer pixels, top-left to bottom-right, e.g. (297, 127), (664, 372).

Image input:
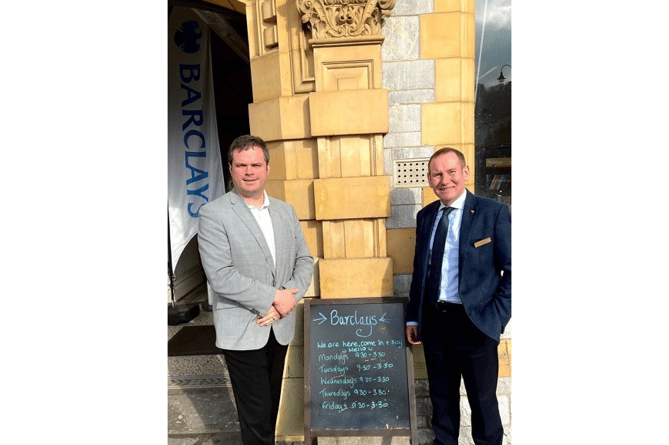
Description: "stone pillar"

(297, 0), (396, 301)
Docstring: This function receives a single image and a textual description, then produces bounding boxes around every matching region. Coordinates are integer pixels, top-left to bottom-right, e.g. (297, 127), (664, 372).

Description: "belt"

(433, 301), (464, 313)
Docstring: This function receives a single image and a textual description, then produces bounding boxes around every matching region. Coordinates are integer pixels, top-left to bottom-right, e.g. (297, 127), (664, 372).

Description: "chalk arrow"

(313, 312), (327, 325)
(379, 313), (390, 324)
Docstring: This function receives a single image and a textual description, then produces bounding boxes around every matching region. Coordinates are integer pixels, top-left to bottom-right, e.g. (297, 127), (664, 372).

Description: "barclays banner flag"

(168, 7), (225, 276)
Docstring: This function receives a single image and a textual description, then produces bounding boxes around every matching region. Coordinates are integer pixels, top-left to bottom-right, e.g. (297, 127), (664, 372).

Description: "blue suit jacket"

(406, 190), (511, 342)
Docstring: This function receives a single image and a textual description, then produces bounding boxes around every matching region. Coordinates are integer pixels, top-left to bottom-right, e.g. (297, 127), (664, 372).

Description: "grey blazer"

(198, 189), (314, 350)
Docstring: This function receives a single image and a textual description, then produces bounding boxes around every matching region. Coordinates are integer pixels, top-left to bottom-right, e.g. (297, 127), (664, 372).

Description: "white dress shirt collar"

(438, 188), (467, 211)
(243, 190), (270, 211)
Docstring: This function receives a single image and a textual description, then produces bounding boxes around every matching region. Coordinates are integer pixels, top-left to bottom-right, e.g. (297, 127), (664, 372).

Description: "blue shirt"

(428, 190), (466, 304)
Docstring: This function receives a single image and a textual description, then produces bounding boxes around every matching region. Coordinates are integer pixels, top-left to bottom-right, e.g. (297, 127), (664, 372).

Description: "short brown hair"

(428, 147), (467, 172)
(228, 135), (270, 165)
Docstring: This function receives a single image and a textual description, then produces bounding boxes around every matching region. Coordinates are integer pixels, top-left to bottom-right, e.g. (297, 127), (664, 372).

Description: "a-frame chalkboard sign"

(304, 298), (418, 444)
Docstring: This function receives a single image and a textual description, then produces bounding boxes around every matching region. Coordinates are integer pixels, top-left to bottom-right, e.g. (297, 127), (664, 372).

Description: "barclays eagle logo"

(174, 20), (202, 54)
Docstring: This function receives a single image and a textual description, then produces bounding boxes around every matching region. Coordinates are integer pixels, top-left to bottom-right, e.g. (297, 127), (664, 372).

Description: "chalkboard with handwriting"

(304, 298), (417, 443)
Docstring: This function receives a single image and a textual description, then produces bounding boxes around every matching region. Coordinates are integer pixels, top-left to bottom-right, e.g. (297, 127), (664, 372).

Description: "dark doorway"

(208, 14), (252, 192)
(168, 0), (252, 302)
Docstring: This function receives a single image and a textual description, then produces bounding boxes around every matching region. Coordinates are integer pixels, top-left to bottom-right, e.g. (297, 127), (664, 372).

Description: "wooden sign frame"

(304, 297), (418, 444)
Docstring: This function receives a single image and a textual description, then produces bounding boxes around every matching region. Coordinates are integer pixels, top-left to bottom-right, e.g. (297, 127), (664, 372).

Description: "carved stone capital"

(296, 0), (396, 40)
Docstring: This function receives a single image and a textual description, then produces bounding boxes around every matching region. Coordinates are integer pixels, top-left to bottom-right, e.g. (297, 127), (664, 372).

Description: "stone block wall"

(382, 0), (476, 263)
(382, 1), (437, 302)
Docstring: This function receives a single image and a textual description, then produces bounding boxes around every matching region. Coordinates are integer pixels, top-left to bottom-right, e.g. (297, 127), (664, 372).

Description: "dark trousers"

(221, 329), (288, 445)
(422, 302), (503, 445)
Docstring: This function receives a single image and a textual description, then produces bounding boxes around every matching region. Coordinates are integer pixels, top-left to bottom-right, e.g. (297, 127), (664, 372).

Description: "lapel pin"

(471, 210), (475, 214)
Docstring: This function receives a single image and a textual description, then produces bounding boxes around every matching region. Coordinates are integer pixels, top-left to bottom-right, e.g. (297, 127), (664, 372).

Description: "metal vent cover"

(394, 159), (429, 187)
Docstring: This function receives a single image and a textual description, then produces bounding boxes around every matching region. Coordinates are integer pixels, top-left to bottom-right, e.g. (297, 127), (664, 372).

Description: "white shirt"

(246, 191), (275, 267)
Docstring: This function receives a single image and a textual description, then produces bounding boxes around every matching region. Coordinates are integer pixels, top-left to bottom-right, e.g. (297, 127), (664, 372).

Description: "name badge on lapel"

(474, 237), (492, 248)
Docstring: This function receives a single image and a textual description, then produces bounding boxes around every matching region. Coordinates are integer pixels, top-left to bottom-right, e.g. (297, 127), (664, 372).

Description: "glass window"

(475, 0), (511, 209)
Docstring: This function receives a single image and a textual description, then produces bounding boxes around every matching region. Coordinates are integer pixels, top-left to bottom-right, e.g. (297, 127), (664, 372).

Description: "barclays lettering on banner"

(168, 7), (225, 277)
(177, 23), (209, 218)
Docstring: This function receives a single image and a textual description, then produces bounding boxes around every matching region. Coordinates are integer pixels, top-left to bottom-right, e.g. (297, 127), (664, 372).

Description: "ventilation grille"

(394, 159), (429, 187)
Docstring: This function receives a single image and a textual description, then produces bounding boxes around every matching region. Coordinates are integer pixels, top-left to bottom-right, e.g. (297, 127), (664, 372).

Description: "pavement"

(168, 360), (306, 445)
(168, 385), (244, 445)
(168, 292), (304, 445)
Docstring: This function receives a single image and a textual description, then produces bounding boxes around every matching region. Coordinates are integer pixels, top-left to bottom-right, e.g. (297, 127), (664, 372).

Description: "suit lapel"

(268, 200), (286, 277)
(230, 190), (277, 278)
(420, 202), (441, 274)
(458, 190), (477, 278)
(425, 202), (441, 234)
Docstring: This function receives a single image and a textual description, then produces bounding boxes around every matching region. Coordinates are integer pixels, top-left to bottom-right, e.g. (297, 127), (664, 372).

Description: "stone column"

(297, 0), (396, 300)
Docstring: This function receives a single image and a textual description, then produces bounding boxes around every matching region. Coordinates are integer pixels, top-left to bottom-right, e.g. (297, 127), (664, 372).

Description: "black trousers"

(221, 329), (288, 445)
(422, 302), (503, 445)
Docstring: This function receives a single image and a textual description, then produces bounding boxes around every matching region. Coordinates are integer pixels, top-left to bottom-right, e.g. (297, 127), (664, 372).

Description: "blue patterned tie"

(426, 206), (453, 303)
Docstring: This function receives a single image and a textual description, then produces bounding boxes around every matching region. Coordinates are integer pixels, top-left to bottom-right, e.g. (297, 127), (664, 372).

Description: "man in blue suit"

(406, 147), (511, 445)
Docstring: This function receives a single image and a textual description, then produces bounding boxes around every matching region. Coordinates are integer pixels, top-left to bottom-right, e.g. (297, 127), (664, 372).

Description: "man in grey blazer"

(198, 135), (313, 445)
